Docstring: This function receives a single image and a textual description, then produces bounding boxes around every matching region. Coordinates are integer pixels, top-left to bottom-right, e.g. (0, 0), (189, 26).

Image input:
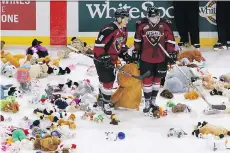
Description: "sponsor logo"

(85, 2), (174, 19)
(199, 0), (216, 25)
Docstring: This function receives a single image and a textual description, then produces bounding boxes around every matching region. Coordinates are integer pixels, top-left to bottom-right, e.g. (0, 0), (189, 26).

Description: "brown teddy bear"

(202, 74), (215, 89)
(172, 103), (190, 113)
(192, 121), (230, 139)
(34, 135), (42, 150)
(184, 90), (199, 100)
(111, 63), (142, 110)
(160, 89), (174, 99)
(58, 118), (76, 129)
(33, 134), (61, 151)
(178, 50), (203, 62)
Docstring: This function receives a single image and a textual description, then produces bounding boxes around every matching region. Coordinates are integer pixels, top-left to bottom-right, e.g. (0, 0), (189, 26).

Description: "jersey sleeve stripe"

(134, 39), (142, 42)
(165, 40), (176, 45)
(94, 44), (105, 47)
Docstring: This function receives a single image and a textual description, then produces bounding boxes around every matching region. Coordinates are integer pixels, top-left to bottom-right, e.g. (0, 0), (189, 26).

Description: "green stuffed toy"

(12, 129), (27, 141)
(166, 100), (175, 108)
(0, 96), (16, 110)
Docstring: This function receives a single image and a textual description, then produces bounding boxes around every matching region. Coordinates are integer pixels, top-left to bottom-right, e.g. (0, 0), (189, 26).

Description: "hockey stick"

(158, 43), (226, 111)
(66, 45), (151, 80)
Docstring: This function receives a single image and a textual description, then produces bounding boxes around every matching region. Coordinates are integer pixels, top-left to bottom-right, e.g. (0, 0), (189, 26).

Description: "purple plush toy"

(26, 39), (48, 58)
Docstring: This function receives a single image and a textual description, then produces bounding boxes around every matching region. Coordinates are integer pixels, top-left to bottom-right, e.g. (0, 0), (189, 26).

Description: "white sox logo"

(145, 30), (162, 46)
(199, 0), (216, 25)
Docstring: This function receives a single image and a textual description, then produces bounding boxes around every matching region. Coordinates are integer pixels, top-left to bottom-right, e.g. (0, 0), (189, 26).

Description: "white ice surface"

(1, 46), (230, 153)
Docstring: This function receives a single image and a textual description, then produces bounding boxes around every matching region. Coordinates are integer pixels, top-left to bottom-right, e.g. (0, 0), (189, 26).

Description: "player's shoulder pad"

(135, 17), (148, 29)
(160, 18), (172, 25)
(100, 22), (118, 34)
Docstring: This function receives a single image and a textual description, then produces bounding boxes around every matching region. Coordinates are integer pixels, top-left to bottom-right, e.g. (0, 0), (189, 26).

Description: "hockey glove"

(119, 51), (132, 64)
(132, 50), (139, 63)
(98, 54), (112, 68)
(168, 52), (177, 64)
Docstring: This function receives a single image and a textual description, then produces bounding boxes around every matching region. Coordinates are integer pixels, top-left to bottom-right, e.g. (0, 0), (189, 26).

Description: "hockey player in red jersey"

(132, 6), (177, 114)
(93, 8), (132, 115)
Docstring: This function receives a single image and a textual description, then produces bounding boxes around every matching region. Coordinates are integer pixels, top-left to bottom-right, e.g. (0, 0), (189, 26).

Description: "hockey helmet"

(114, 8), (130, 19)
(147, 6), (160, 17)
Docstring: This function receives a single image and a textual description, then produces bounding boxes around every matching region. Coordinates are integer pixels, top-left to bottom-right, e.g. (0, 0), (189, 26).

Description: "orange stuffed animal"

(178, 50), (203, 62)
(111, 63), (142, 110)
(184, 90), (199, 100)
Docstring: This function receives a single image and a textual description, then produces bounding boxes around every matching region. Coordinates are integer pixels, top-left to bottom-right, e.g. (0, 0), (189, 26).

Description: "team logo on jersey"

(114, 37), (124, 52)
(145, 30), (162, 46)
(199, 0), (216, 25)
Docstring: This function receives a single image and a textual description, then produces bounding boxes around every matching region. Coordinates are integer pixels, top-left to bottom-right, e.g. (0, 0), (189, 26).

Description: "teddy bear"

(184, 90), (199, 100)
(58, 118), (76, 129)
(160, 89), (174, 99)
(111, 63), (142, 110)
(171, 103), (191, 113)
(192, 121), (230, 139)
(164, 66), (201, 93)
(178, 50), (204, 62)
(34, 134), (61, 151)
(26, 39), (49, 58)
(202, 74), (216, 89)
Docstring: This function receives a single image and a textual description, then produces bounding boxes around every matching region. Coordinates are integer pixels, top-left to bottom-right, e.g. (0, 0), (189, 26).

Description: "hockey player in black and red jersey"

(93, 8), (132, 115)
(132, 6), (178, 114)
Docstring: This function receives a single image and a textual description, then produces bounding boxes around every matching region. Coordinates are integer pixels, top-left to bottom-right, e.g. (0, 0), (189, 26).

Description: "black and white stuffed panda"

(8, 87), (22, 98)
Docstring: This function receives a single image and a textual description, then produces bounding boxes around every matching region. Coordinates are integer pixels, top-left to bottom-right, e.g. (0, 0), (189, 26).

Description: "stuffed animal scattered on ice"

(26, 39), (48, 58)
(178, 50), (204, 62)
(192, 121), (230, 139)
(71, 79), (97, 98)
(1, 84), (13, 99)
(220, 73), (230, 83)
(111, 63), (142, 110)
(34, 134), (61, 151)
(184, 90), (199, 100)
(30, 62), (49, 78)
(0, 61), (16, 78)
(57, 37), (93, 59)
(164, 66), (200, 93)
(0, 96), (20, 113)
(16, 63), (32, 93)
(1, 46), (25, 68)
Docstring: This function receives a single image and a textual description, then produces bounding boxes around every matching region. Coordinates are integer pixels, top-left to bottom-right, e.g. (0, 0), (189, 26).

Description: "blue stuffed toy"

(0, 84), (13, 99)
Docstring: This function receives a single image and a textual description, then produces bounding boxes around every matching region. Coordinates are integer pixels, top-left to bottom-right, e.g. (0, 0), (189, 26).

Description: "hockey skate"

(103, 102), (113, 115)
(143, 100), (159, 116)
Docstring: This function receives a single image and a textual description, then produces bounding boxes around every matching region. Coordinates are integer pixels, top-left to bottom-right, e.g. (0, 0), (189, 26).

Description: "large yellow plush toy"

(1, 51), (25, 68)
(111, 63), (142, 110)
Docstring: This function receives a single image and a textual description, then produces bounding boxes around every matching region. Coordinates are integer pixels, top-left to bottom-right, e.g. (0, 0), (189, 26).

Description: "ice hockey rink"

(1, 46), (230, 153)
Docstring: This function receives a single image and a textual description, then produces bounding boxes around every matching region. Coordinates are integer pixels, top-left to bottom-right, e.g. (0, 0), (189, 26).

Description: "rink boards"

(1, 1), (218, 46)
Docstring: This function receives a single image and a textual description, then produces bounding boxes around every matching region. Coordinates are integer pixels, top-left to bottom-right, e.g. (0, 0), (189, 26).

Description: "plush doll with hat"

(26, 39), (49, 58)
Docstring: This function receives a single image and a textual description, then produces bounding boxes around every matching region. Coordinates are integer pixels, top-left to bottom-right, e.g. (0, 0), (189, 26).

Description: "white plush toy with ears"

(105, 132), (118, 141)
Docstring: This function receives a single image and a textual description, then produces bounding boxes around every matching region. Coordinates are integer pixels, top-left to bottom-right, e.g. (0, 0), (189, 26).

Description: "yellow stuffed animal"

(111, 63), (142, 110)
(192, 121), (230, 139)
(1, 50), (25, 68)
(184, 90), (199, 100)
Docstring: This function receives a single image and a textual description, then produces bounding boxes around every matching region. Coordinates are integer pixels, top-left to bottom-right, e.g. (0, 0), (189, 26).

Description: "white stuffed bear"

(1, 61), (16, 78)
